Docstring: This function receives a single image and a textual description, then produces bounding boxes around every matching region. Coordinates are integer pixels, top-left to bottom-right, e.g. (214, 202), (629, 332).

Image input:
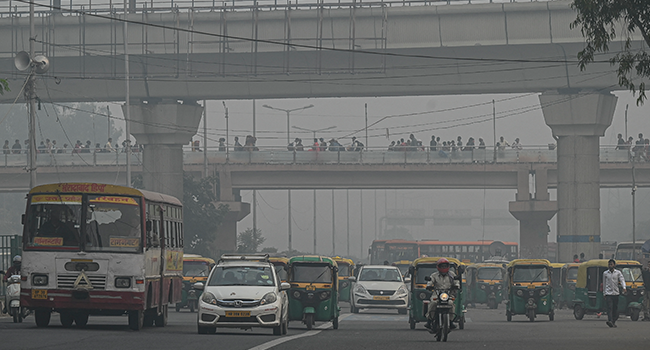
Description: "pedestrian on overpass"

(603, 259), (626, 327)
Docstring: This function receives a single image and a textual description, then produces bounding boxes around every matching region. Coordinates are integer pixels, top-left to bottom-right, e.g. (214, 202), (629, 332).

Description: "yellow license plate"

(225, 311), (250, 317)
(306, 285), (316, 291)
(32, 289), (48, 300)
(527, 285), (536, 289)
(373, 296), (390, 301)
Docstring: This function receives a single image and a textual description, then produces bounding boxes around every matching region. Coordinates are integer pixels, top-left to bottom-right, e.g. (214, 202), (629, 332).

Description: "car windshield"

(290, 264), (333, 283)
(338, 264), (350, 277)
(208, 266), (275, 287)
(183, 261), (211, 277)
(359, 267), (402, 282)
(567, 267), (579, 281)
(85, 195), (142, 253)
(25, 195), (82, 250)
(478, 267), (503, 280)
(619, 266), (643, 283)
(513, 266), (549, 283)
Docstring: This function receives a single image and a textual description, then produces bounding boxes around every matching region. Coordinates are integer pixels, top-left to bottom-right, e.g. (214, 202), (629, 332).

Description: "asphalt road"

(1, 304), (648, 350)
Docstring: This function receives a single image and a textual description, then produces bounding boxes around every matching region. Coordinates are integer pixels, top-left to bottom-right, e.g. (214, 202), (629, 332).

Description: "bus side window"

(179, 222), (184, 248)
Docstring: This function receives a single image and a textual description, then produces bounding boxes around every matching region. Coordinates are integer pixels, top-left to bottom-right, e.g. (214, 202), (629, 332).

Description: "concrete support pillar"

(510, 166), (557, 259)
(124, 100), (203, 200)
(214, 166), (251, 253)
(540, 92), (617, 262)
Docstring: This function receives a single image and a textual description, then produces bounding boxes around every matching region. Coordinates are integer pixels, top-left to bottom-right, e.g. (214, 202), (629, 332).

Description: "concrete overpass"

(0, 0), (644, 260)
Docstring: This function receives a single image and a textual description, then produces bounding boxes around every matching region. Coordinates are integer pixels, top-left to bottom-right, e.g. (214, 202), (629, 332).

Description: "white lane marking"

(247, 314), (352, 350)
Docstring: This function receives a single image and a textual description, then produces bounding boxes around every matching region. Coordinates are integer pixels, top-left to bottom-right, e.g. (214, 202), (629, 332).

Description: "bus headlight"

(115, 277), (131, 288)
(32, 274), (48, 286)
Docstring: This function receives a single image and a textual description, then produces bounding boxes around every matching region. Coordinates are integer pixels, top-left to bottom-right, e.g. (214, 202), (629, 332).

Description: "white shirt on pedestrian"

(603, 269), (626, 296)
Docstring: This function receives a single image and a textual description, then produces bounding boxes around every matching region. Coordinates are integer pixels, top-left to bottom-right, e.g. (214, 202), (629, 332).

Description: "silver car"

(349, 265), (409, 314)
(196, 256), (290, 335)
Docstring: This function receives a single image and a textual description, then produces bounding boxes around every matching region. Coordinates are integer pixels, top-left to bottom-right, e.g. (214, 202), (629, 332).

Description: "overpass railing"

(0, 145), (633, 167)
(1, 0), (560, 17)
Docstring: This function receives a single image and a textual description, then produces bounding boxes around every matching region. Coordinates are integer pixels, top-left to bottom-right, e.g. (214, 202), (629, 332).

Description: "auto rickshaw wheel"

(175, 303), (181, 312)
(409, 317), (416, 330)
(305, 314), (314, 330)
(527, 309), (535, 322)
(458, 315), (464, 330)
(506, 310), (512, 322)
(549, 310), (554, 321)
(332, 316), (339, 330)
(398, 308), (407, 315)
(630, 308), (640, 321)
(573, 304), (585, 320)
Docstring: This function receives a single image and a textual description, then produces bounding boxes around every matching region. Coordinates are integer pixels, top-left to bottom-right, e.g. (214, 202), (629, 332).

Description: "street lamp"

(262, 104), (314, 144)
(291, 124), (336, 254)
(261, 104), (314, 252)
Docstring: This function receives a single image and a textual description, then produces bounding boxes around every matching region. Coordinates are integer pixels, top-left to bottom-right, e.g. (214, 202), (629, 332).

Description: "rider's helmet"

(12, 255), (21, 268)
(436, 258), (450, 275)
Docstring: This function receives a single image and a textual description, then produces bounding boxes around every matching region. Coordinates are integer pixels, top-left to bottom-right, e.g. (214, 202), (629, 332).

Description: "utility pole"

(123, 0), (131, 187)
(332, 190), (336, 256)
(28, 2), (36, 189)
(313, 189), (317, 254)
(253, 100), (257, 236)
(203, 100), (208, 177)
(360, 190), (363, 258)
(223, 102), (229, 161)
(632, 159), (637, 261)
(365, 103), (368, 149)
(346, 189), (350, 257)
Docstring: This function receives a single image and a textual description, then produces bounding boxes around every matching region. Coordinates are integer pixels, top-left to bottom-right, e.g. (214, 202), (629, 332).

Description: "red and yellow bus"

(369, 239), (518, 264)
(21, 183), (183, 330)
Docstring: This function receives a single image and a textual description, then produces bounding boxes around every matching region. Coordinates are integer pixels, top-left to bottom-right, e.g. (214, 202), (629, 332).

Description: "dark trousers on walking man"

(605, 295), (620, 325)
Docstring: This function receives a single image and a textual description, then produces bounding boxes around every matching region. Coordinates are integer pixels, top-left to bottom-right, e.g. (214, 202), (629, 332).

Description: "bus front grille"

(57, 274), (107, 290)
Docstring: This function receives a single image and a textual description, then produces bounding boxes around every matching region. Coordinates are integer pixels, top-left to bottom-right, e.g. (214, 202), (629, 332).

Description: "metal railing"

(1, 0), (560, 17)
(0, 145), (636, 167)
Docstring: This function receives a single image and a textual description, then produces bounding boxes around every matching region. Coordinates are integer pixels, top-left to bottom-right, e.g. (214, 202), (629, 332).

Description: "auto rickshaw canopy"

(412, 256), (462, 267)
(506, 259), (551, 269)
(575, 259), (641, 289)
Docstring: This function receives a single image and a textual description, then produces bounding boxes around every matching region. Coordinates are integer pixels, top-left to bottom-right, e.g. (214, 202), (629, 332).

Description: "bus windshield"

(85, 195), (142, 253)
(183, 261), (211, 277)
(513, 266), (549, 283)
(26, 194), (83, 250)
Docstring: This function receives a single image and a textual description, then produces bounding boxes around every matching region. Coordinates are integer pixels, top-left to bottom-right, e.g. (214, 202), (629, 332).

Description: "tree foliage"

(0, 78), (9, 95)
(183, 173), (230, 258)
(571, 0), (650, 104)
(237, 228), (266, 253)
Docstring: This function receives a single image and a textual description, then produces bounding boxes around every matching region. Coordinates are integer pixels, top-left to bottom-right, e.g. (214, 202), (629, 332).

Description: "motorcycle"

(5, 275), (29, 323)
(424, 276), (455, 342)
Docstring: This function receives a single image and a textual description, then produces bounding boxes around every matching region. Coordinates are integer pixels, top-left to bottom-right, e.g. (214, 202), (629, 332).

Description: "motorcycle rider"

(3, 255), (21, 313)
(3, 255), (21, 282)
(425, 258), (460, 332)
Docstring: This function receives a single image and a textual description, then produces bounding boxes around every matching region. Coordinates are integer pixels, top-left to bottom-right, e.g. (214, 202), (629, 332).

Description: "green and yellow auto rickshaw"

(332, 257), (355, 302)
(269, 256), (290, 283)
(392, 260), (412, 278)
(287, 256), (340, 330)
(177, 254), (215, 312)
(466, 263), (505, 309)
(505, 259), (554, 322)
(561, 263), (580, 309)
(572, 259), (644, 321)
(408, 257), (466, 330)
(550, 263), (565, 309)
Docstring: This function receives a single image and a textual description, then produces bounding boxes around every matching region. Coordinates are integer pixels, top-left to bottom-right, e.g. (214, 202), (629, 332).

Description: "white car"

(350, 265), (409, 314)
(196, 255), (290, 335)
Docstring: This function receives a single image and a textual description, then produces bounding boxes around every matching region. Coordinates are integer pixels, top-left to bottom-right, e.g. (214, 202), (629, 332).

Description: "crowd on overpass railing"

(2, 138), (142, 155)
(616, 133), (650, 161)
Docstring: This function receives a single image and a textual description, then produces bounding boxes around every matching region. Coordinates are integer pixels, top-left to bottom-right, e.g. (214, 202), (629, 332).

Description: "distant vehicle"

(369, 240), (518, 265)
(615, 242), (650, 263)
(350, 265), (409, 314)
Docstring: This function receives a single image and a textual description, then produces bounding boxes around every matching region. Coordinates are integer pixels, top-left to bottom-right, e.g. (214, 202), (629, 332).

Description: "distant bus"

(369, 239), (518, 265)
(615, 242), (649, 262)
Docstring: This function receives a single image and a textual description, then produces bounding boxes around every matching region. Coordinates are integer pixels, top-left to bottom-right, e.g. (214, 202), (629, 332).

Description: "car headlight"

(201, 292), (218, 305)
(354, 284), (368, 295)
(516, 289), (523, 297)
(439, 293), (449, 301)
(260, 292), (277, 305)
(32, 274), (48, 286)
(395, 285), (408, 297)
(539, 288), (547, 296)
(115, 277), (131, 288)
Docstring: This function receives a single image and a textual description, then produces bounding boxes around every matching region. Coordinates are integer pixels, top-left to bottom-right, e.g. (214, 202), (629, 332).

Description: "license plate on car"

(225, 311), (251, 317)
(373, 296), (390, 301)
(32, 289), (47, 300)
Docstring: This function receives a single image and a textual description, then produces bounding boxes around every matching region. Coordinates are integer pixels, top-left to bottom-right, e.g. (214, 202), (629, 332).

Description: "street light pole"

(28, 1), (36, 189)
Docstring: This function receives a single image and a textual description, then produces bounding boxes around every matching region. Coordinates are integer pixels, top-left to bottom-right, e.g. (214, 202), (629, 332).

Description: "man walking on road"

(603, 259), (626, 327)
